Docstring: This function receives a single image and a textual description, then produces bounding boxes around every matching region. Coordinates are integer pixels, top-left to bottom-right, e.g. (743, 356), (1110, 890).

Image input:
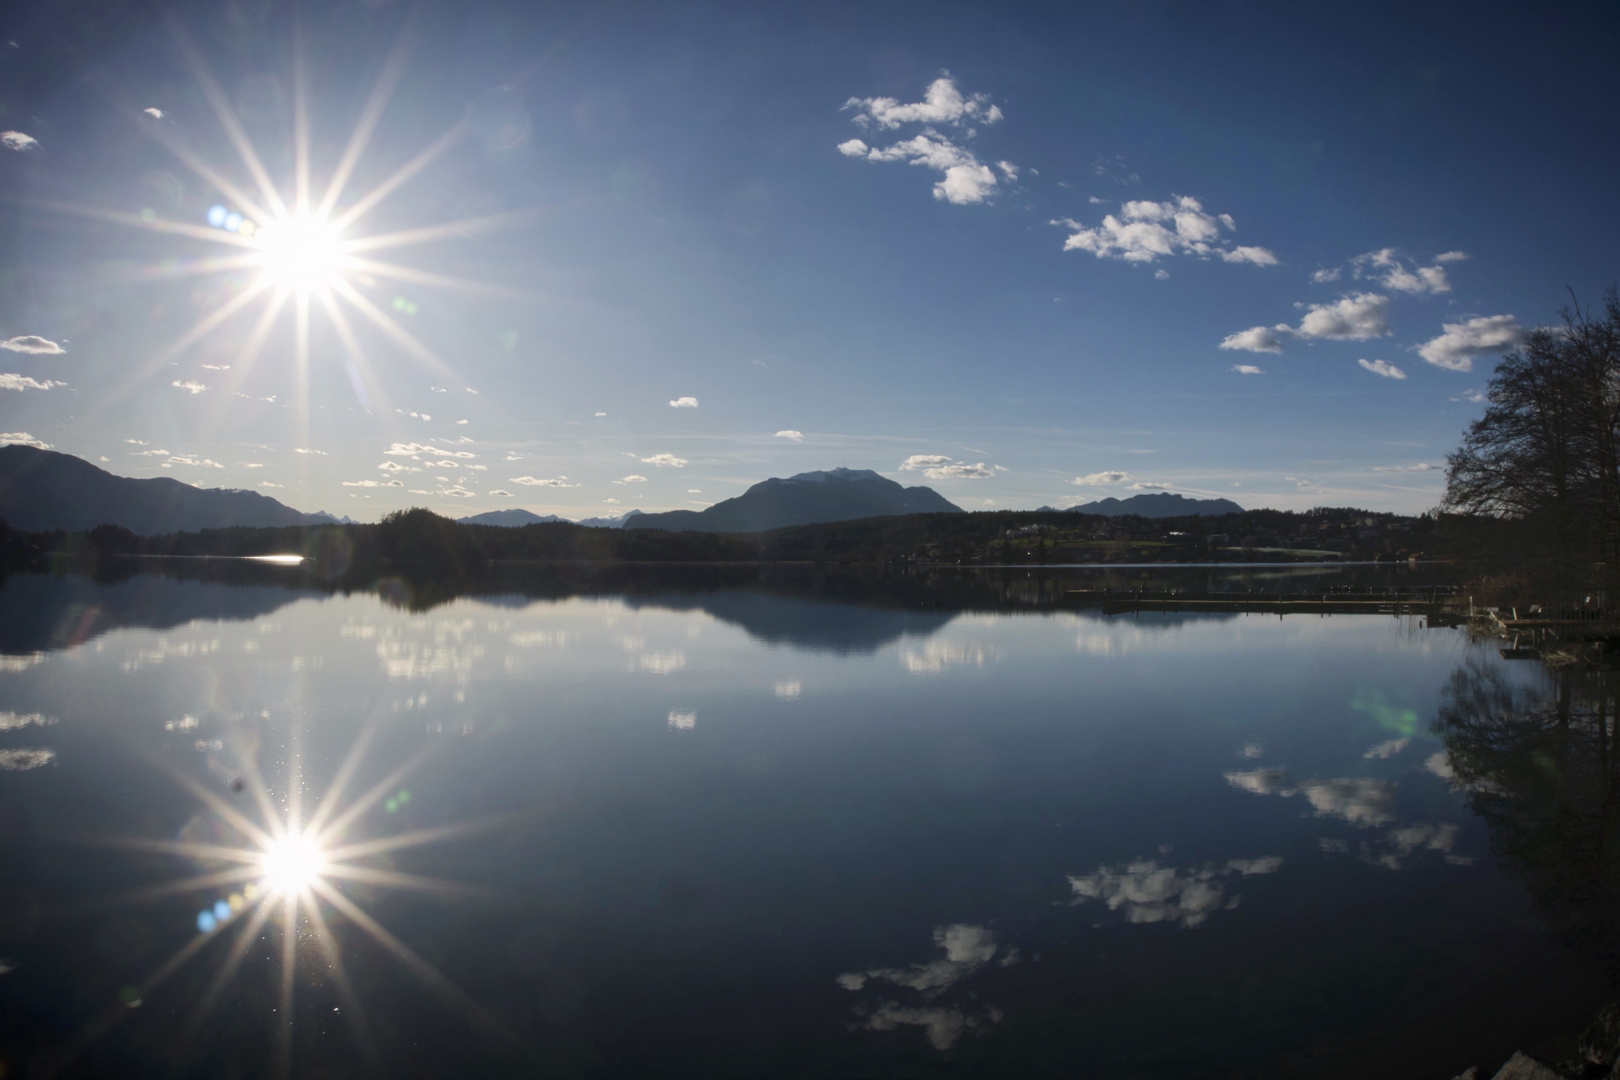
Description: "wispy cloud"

(0, 433), (50, 449)
(294, 447), (327, 455)
(1372, 462), (1439, 473)
(839, 75), (1009, 206)
(259, 481), (282, 487)
(641, 453), (687, 467)
(0, 374), (66, 391)
(1230, 364), (1265, 375)
(171, 380), (206, 394)
(1055, 196), (1277, 266)
(1450, 387), (1486, 404)
(669, 396), (699, 408)
(340, 478), (404, 488)
(1349, 248), (1457, 295)
(1, 335), (64, 354)
(1417, 315), (1522, 372)
(1, 131), (39, 152)
(615, 474), (649, 485)
(1358, 358), (1407, 379)
(1070, 471), (1130, 486)
(511, 475), (578, 487)
(161, 454), (223, 469)
(774, 429), (804, 441)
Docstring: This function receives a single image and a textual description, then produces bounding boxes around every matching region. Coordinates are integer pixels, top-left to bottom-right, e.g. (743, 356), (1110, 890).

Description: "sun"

(259, 831), (328, 894)
(251, 214), (347, 293)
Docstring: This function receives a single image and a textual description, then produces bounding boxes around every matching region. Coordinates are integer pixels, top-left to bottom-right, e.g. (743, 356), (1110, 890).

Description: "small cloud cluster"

(0, 432), (51, 449)
(900, 454), (998, 480)
(838, 75), (1010, 206)
(1224, 768), (1397, 827)
(341, 478), (403, 488)
(1067, 855), (1282, 929)
(171, 380), (206, 394)
(1221, 292), (1391, 353)
(1056, 196), (1277, 266)
(669, 396), (698, 408)
(1347, 248), (1462, 295)
(162, 454), (223, 469)
(1, 335), (64, 354)
(0, 374), (66, 391)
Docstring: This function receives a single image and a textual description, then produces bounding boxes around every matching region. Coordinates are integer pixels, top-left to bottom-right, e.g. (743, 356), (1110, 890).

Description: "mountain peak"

(628, 466), (961, 533)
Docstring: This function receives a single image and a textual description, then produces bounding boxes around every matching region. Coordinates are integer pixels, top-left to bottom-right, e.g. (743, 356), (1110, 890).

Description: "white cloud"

(1351, 248), (1453, 295)
(438, 485), (475, 498)
(1070, 471), (1130, 486)
(594, 411), (606, 417)
(377, 461), (418, 473)
(124, 438), (146, 445)
(242, 463), (263, 468)
(1417, 314), (1522, 372)
(615, 474), (649, 484)
(162, 454), (223, 469)
(1230, 365), (1264, 375)
(1154, 269), (1170, 281)
(432, 460), (461, 469)
(457, 418), (468, 425)
(1221, 246), (1280, 266)
(1295, 292), (1390, 340)
(341, 478), (404, 488)
(200, 363), (228, 370)
(0, 748), (55, 771)
(641, 453), (687, 467)
(1364, 738), (1411, 759)
(1435, 251), (1469, 263)
(1220, 326), (1288, 353)
(259, 481), (282, 488)
(293, 447), (327, 455)
(0, 712), (56, 732)
(1, 335), (64, 354)
(1057, 196), (1276, 266)
(1130, 481), (1173, 490)
(171, 380), (205, 394)
(898, 454), (996, 480)
(844, 75), (1003, 131)
(669, 396), (699, 408)
(848, 131), (1002, 205)
(383, 442), (436, 456)
(602, 497), (621, 504)
(488, 489), (513, 497)
(144, 107), (163, 119)
(1372, 462), (1439, 473)
(0, 374), (65, 391)
(1311, 267), (1342, 283)
(510, 475), (578, 487)
(1226, 767), (1396, 827)
(839, 76), (1008, 206)
(774, 429), (804, 441)
(1450, 387), (1486, 403)
(1, 131), (39, 151)
(1358, 358), (1406, 379)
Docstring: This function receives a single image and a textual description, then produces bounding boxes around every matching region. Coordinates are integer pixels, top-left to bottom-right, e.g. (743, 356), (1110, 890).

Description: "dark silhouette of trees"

(1435, 658), (1620, 950)
(1445, 289), (1620, 569)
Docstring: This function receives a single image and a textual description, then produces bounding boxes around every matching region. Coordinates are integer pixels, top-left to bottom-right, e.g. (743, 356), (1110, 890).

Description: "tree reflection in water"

(1436, 657), (1620, 952)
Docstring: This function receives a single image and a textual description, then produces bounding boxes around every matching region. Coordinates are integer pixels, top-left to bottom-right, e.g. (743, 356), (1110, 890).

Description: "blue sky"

(1, 1), (1616, 518)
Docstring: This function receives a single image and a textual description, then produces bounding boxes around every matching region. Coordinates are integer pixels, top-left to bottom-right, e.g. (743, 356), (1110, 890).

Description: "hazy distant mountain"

(1054, 492), (1245, 518)
(457, 509), (565, 527)
(627, 468), (962, 533)
(306, 511), (357, 525)
(0, 445), (324, 534)
(574, 509), (643, 529)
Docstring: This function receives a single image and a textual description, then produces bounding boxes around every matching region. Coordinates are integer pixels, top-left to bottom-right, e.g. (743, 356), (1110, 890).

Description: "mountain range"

(626, 468), (961, 533)
(0, 445), (346, 534)
(1038, 492), (1245, 518)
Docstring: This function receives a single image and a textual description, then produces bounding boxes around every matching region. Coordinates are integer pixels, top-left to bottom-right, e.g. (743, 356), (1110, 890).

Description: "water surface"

(0, 565), (1610, 1078)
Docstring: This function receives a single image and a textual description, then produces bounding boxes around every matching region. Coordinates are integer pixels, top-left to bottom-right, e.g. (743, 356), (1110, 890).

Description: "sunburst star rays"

(48, 12), (539, 430)
(59, 722), (523, 1076)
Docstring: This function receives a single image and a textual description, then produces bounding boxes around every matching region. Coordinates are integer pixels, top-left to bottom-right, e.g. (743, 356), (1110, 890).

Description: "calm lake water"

(1, 564), (1614, 1079)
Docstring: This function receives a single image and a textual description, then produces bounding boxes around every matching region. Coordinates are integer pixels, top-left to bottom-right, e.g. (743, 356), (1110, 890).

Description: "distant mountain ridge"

(0, 445), (330, 534)
(457, 509), (565, 527)
(628, 468), (962, 533)
(1043, 492), (1245, 518)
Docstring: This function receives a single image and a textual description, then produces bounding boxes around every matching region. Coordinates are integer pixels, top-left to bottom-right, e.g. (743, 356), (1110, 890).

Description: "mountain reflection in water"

(1, 563), (1615, 1079)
